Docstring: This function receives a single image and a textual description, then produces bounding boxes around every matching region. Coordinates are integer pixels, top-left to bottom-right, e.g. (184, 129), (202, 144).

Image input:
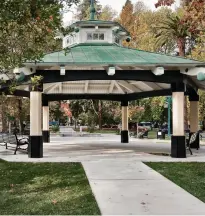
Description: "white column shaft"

(122, 106), (128, 131)
(30, 92), (42, 136)
(43, 106), (49, 131)
(172, 92), (184, 136)
(190, 101), (199, 132)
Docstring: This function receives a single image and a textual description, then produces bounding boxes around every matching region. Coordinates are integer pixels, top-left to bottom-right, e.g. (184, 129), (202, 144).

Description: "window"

(93, 33), (99, 40)
(87, 33), (92, 40)
(87, 33), (105, 41)
(99, 33), (104, 40)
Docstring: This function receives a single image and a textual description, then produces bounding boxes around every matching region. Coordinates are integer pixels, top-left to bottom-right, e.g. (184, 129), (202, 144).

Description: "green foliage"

(154, 13), (190, 56)
(75, 0), (101, 20)
(51, 125), (59, 133)
(30, 75), (43, 90)
(50, 102), (66, 122)
(0, 0), (79, 72)
(150, 97), (166, 122)
(98, 5), (117, 21)
(198, 90), (205, 121)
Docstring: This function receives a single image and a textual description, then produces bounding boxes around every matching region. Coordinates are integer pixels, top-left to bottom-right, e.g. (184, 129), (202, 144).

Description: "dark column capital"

(189, 94), (199, 102)
(188, 88), (199, 101)
(42, 98), (49, 106)
(121, 101), (129, 107)
(171, 83), (186, 92)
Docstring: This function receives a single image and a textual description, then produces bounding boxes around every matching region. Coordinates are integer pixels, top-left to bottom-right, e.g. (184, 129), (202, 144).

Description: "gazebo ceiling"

(42, 80), (170, 95)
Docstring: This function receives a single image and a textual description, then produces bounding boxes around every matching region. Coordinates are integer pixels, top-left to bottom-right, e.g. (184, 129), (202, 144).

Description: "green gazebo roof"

(27, 43), (204, 66)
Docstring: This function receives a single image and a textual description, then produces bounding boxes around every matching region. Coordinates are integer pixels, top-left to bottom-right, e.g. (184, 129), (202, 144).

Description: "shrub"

(51, 125), (59, 133)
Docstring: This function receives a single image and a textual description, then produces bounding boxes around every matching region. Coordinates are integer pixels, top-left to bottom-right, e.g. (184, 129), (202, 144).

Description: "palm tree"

(155, 15), (190, 56)
(155, 14), (193, 129)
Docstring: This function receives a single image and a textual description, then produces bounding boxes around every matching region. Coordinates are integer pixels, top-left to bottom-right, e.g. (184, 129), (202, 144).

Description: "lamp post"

(164, 96), (172, 137)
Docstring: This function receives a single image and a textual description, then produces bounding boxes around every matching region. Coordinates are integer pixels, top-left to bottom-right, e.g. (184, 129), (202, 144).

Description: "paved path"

(1, 135), (205, 215)
(83, 159), (205, 215)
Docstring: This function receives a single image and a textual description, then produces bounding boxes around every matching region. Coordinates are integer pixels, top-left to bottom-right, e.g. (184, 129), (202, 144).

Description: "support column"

(171, 83), (186, 158)
(121, 101), (129, 143)
(43, 99), (50, 143)
(189, 93), (199, 149)
(29, 84), (43, 158)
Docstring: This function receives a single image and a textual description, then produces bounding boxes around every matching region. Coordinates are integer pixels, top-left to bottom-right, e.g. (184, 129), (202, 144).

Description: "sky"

(63, 0), (180, 25)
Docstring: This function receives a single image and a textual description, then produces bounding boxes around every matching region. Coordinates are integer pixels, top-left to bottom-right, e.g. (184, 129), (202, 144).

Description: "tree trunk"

(1, 99), (8, 133)
(98, 100), (102, 130)
(177, 38), (186, 57)
(18, 98), (24, 134)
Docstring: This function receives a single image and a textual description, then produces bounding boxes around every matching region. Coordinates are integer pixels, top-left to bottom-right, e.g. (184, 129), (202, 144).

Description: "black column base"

(28, 136), (43, 158)
(43, 131), (50, 143)
(121, 130), (129, 143)
(189, 132), (200, 149)
(171, 136), (186, 158)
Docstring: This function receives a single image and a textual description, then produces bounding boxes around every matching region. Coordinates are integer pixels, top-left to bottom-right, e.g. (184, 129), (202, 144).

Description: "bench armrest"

(18, 137), (29, 142)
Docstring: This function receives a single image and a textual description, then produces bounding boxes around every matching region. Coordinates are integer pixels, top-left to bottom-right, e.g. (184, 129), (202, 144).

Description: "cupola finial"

(90, 0), (96, 20)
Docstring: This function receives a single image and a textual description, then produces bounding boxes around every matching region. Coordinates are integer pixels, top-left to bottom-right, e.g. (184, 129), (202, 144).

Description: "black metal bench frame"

(186, 131), (200, 155)
(130, 130), (149, 139)
(3, 133), (29, 155)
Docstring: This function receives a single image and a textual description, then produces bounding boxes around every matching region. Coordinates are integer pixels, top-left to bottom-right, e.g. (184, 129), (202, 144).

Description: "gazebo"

(2, 1), (205, 158)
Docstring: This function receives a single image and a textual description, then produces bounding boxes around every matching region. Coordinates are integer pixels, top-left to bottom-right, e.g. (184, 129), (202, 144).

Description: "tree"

(50, 102), (67, 123)
(154, 14), (190, 56)
(75, 0), (101, 20)
(155, 0), (205, 37)
(129, 106), (145, 123)
(119, 0), (134, 44)
(0, 96), (30, 132)
(98, 5), (117, 21)
(134, 1), (148, 14)
(0, 0), (79, 72)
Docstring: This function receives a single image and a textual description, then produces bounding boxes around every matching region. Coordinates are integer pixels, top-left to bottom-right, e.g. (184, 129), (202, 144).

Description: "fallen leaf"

(52, 200), (57, 205)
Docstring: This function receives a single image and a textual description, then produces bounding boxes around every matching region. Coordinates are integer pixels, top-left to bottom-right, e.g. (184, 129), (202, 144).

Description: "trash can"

(157, 130), (165, 139)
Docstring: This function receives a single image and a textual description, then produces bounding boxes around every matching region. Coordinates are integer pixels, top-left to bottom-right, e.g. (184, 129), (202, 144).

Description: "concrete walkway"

(83, 159), (205, 215)
(1, 135), (205, 215)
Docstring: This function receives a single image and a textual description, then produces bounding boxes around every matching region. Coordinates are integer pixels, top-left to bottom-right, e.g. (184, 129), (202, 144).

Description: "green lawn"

(146, 162), (205, 203)
(0, 159), (100, 215)
(148, 130), (171, 140)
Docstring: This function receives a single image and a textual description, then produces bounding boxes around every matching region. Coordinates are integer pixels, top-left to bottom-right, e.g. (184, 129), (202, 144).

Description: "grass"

(145, 162), (205, 203)
(0, 159), (100, 215)
(148, 130), (171, 140)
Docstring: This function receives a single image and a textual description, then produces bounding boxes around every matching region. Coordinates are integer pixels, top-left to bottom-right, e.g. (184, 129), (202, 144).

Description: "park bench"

(0, 133), (7, 147)
(130, 130), (149, 139)
(186, 131), (200, 155)
(59, 126), (77, 136)
(4, 133), (29, 155)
